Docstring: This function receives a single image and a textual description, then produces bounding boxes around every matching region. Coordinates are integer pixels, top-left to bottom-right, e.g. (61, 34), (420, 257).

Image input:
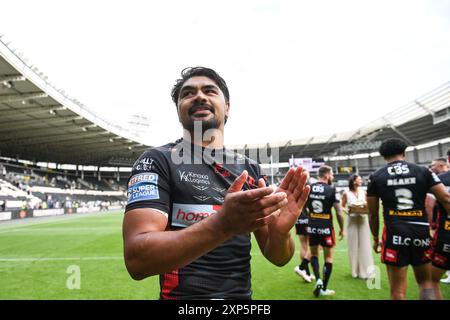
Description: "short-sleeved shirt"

(367, 160), (442, 226)
(125, 139), (266, 300)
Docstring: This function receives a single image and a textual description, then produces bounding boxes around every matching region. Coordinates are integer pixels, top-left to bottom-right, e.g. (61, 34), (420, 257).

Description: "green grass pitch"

(0, 211), (448, 300)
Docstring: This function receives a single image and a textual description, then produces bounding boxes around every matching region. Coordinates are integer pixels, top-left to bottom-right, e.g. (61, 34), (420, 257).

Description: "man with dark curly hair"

(367, 138), (450, 300)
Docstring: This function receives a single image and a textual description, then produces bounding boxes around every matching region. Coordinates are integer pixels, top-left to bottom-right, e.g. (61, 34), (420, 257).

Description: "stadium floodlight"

(48, 109), (56, 115)
(81, 127), (88, 132)
(109, 138), (114, 143)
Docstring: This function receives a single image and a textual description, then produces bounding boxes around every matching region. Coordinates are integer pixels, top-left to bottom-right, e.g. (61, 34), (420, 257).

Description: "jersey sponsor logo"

(133, 157), (154, 171)
(392, 235), (430, 247)
(387, 164), (409, 175)
(128, 172), (158, 187)
(312, 185), (325, 193)
(127, 173), (160, 204)
(309, 213), (331, 220)
(296, 218), (308, 225)
(178, 171), (210, 185)
(432, 253), (447, 266)
(385, 248), (398, 263)
(387, 177), (416, 186)
(171, 203), (222, 227)
(388, 210), (423, 217)
(307, 226), (331, 235)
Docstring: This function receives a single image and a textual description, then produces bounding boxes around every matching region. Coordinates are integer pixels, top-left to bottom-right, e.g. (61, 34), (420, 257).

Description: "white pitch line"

(0, 256), (123, 262)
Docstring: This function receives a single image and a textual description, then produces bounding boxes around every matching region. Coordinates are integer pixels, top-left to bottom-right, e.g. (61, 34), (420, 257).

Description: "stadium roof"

(0, 39), (148, 166)
(1, 38), (449, 166)
(238, 82), (450, 162)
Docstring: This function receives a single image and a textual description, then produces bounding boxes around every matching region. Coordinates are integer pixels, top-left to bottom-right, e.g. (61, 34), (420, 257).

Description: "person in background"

(341, 174), (374, 279)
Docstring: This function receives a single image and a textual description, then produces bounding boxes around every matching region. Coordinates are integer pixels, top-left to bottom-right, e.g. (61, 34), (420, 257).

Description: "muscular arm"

(430, 183), (450, 217)
(333, 202), (344, 231)
(253, 225), (295, 267)
(253, 168), (310, 266)
(425, 194), (436, 226)
(123, 209), (231, 280)
(123, 171), (287, 280)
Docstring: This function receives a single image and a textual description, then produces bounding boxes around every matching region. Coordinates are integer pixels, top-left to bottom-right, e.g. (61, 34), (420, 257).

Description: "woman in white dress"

(341, 174), (374, 279)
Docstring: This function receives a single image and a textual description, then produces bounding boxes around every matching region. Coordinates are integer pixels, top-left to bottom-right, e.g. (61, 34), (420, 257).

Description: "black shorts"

(381, 222), (432, 267)
(307, 225), (335, 248)
(295, 217), (309, 235)
(430, 229), (450, 270)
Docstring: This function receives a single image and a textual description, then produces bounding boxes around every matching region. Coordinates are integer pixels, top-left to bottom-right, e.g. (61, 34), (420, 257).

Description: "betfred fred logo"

(385, 249), (398, 263)
(171, 203), (222, 228)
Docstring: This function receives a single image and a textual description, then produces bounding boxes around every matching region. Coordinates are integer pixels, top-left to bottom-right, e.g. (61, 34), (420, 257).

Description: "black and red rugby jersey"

(125, 139), (266, 300)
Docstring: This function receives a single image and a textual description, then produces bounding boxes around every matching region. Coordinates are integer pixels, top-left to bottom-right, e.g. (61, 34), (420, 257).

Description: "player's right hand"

(217, 170), (288, 236)
(373, 239), (381, 253)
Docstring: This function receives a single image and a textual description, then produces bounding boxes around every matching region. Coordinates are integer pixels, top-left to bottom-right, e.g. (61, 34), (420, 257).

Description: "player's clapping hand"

(262, 167), (311, 235)
(217, 170), (288, 235)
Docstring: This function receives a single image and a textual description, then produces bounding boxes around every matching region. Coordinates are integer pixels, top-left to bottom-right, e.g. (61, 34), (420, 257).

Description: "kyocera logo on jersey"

(171, 203), (222, 228)
(385, 249), (398, 263)
(178, 171), (210, 185)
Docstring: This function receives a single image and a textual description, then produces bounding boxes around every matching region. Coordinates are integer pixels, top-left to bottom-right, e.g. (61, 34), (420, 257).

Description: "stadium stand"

(0, 36), (449, 222)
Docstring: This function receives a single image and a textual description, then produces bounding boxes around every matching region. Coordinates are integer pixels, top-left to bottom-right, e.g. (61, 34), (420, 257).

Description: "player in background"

(428, 150), (450, 293)
(367, 139), (450, 300)
(306, 165), (344, 297)
(294, 205), (314, 282)
(426, 157), (450, 285)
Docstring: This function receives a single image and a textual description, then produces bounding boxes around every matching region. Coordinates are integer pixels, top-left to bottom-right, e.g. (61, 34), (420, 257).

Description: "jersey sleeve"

(425, 168), (442, 190)
(125, 148), (171, 214)
(366, 174), (378, 197)
(333, 187), (340, 203)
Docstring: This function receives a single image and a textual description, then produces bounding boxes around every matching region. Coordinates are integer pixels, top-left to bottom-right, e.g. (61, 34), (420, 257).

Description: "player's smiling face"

(177, 76), (229, 132)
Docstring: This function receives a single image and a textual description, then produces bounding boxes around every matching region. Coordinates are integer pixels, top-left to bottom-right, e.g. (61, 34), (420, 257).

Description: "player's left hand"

(258, 167), (310, 235)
